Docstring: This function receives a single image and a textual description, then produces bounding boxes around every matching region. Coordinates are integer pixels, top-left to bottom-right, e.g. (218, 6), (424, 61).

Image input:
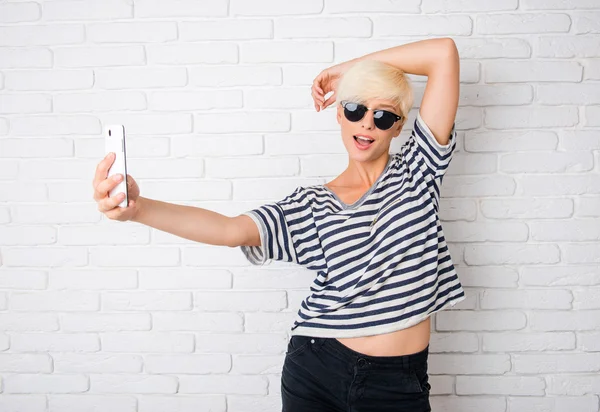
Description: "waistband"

(306, 335), (429, 369)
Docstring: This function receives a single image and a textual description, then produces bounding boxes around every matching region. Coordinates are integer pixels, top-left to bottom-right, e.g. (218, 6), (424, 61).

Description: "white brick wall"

(0, 1), (599, 411)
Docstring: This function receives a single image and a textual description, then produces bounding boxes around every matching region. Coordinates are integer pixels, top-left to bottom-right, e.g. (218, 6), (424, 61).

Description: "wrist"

(131, 197), (145, 223)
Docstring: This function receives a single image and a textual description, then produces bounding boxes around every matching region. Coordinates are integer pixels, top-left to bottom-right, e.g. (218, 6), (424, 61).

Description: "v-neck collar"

(322, 154), (395, 210)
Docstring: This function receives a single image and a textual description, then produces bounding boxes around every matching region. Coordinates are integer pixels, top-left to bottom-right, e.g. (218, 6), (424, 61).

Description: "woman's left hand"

(311, 61), (355, 112)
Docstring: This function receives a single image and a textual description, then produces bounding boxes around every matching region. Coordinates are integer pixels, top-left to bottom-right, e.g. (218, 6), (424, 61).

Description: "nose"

(361, 110), (375, 129)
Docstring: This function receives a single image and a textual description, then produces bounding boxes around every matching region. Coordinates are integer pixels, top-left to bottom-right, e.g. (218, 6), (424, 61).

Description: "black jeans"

(281, 335), (431, 412)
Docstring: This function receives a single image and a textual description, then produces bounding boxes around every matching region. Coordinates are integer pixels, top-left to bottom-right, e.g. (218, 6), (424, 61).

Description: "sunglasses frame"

(340, 100), (402, 131)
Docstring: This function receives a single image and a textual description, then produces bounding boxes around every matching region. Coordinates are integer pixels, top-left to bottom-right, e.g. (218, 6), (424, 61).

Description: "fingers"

(311, 86), (324, 111)
(97, 190), (127, 213)
(93, 172), (123, 202)
(93, 152), (115, 190)
(312, 75), (325, 111)
(104, 199), (135, 221)
(322, 93), (336, 110)
(92, 154), (136, 220)
(314, 83), (323, 95)
(312, 75), (324, 95)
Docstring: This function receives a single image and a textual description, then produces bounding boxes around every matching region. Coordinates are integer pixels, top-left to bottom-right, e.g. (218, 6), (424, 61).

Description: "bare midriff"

(335, 317), (431, 357)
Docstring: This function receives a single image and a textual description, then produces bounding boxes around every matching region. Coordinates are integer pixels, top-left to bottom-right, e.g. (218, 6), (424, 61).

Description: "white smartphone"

(104, 124), (128, 208)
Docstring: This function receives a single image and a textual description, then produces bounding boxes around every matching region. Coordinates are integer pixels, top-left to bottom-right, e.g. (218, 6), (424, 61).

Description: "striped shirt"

(240, 110), (466, 338)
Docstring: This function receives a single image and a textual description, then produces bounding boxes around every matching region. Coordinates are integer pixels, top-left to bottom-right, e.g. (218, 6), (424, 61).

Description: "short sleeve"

(239, 186), (325, 269)
(405, 110), (457, 180)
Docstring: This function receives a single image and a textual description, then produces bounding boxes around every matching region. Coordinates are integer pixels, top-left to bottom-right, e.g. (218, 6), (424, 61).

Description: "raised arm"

(346, 38), (460, 145)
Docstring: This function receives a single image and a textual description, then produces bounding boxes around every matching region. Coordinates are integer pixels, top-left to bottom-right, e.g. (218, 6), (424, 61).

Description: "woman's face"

(336, 98), (403, 161)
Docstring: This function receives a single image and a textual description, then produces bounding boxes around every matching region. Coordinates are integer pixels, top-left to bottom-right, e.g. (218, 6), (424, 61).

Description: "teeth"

(356, 136), (373, 143)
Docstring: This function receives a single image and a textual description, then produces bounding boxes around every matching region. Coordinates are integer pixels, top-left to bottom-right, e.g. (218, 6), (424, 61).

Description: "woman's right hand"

(93, 152), (141, 222)
(311, 60), (355, 112)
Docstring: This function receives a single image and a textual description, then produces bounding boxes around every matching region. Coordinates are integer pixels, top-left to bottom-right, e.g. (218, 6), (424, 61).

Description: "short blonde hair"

(335, 60), (414, 129)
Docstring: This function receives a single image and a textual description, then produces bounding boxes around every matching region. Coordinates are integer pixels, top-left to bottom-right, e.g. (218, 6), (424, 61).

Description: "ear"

(392, 122), (402, 138)
(336, 104), (342, 125)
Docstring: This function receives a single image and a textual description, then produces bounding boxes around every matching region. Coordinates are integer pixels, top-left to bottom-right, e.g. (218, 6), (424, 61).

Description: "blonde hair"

(335, 60), (414, 129)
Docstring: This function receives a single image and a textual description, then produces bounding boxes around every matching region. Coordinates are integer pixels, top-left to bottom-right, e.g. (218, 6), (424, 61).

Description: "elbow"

(435, 38), (459, 67)
(440, 37), (457, 49)
(441, 37), (459, 58)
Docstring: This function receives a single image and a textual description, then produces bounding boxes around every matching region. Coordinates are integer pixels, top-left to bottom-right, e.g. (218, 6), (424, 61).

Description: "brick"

(537, 35), (600, 57)
(103, 292), (192, 311)
(374, 15), (472, 36)
(464, 244), (560, 265)
(195, 111), (290, 133)
(480, 289), (572, 309)
(500, 151), (594, 173)
(100, 333), (194, 354)
(0, 25), (84, 46)
(0, 94), (52, 114)
(326, 0), (420, 13)
(54, 91), (146, 112)
(538, 83), (600, 104)
(87, 22), (177, 43)
(149, 90), (242, 111)
(0, 47), (52, 68)
(49, 395), (137, 412)
(136, 0), (227, 17)
(275, 17), (371, 38)
(146, 43), (238, 65)
(90, 374), (177, 393)
(477, 13), (571, 34)
(194, 291), (287, 311)
(4, 374), (89, 394)
(482, 332), (575, 351)
(4, 69), (93, 91)
(484, 106), (578, 128)
(152, 312), (243, 332)
(11, 333), (100, 352)
(54, 45), (145, 67)
(480, 198), (573, 219)
(43, 0), (132, 21)
(456, 376), (545, 396)
(241, 41), (333, 63)
(0, 2), (40, 23)
(422, 0), (517, 13)
(138, 396), (225, 412)
(485, 61), (582, 82)
(231, 0), (323, 15)
(521, 0), (600, 9)
(0, 353), (52, 373)
(189, 65), (282, 87)
(180, 19), (271, 40)
(94, 67), (187, 89)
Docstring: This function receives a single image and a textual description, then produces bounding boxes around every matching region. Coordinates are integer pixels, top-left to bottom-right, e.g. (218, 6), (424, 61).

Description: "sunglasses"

(340, 100), (402, 131)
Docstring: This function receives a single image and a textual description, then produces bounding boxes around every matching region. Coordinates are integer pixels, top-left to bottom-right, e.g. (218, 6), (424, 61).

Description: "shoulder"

(388, 151), (403, 169)
(276, 186), (312, 212)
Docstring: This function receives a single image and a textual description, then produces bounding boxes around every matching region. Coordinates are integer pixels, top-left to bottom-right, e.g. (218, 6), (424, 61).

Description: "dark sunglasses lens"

(344, 103), (366, 122)
(373, 110), (396, 130)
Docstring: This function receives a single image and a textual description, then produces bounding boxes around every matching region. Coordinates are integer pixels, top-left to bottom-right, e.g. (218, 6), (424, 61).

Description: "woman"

(93, 37), (464, 412)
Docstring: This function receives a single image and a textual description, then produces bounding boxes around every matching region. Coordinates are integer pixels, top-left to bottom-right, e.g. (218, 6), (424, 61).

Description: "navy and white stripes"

(240, 111), (466, 338)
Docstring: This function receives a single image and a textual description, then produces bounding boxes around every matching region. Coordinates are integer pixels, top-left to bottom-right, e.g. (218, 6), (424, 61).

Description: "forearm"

(351, 37), (457, 77)
(132, 196), (233, 247)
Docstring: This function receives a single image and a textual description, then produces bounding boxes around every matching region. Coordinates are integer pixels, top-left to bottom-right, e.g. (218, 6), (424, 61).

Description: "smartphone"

(104, 124), (128, 208)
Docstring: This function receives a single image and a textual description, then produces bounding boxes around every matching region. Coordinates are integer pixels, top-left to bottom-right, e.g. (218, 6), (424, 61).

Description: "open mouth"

(354, 135), (374, 146)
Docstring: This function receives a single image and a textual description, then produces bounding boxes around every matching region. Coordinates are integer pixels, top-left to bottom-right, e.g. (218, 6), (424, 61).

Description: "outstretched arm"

(132, 197), (240, 247)
(350, 38), (460, 145)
